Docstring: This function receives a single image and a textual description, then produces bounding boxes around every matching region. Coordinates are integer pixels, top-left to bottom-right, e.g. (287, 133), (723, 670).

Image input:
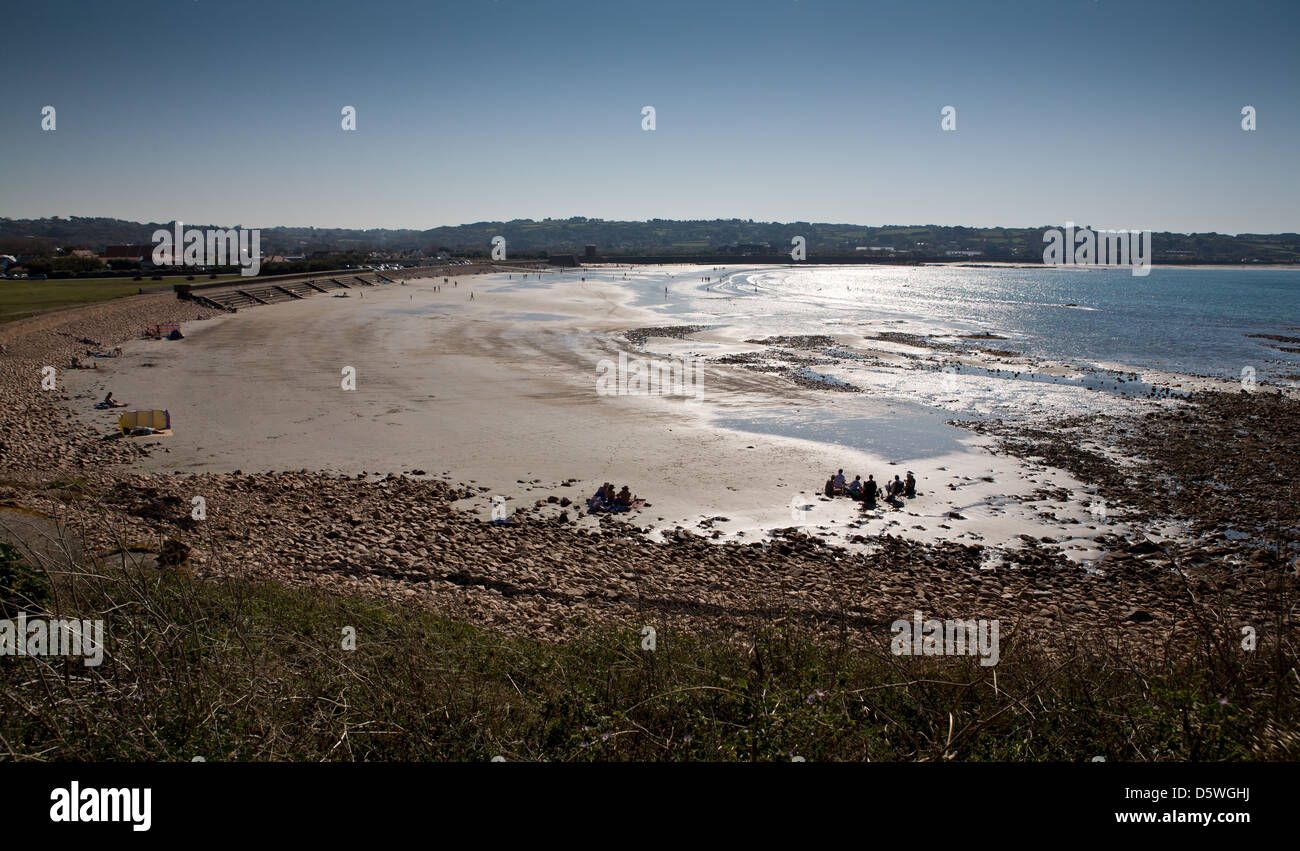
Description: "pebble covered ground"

(0, 292), (1295, 653)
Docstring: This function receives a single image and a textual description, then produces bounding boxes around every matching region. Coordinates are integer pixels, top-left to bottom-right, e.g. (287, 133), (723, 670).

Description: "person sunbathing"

(101, 392), (126, 408)
(615, 485), (637, 507)
(904, 472), (917, 498)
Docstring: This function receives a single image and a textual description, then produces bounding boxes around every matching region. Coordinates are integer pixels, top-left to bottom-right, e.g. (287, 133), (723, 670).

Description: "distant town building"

(547, 253), (579, 267)
(105, 244), (154, 261)
(585, 244), (597, 259)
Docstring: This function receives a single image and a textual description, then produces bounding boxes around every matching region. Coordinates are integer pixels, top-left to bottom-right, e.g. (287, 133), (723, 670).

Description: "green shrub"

(0, 541), (50, 617)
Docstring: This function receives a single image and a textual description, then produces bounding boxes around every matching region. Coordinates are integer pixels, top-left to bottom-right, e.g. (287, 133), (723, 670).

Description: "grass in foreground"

(0, 275), (242, 323)
(0, 540), (1296, 762)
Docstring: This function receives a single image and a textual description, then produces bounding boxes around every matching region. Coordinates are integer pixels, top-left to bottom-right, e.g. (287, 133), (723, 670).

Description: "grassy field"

(1, 533), (1295, 761)
(0, 274), (242, 324)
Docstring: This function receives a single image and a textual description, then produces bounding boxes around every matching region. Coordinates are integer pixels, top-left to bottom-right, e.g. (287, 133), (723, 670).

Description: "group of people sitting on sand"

(823, 468), (916, 505)
(588, 482), (641, 513)
(68, 345), (123, 369)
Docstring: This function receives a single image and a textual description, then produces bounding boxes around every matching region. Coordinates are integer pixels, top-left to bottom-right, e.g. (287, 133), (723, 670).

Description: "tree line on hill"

(2, 216), (1298, 265)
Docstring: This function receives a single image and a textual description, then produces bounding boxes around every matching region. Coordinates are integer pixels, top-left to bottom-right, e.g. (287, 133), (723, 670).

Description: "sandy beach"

(53, 266), (1136, 562)
(0, 255), (1294, 770)
(0, 261), (1286, 651)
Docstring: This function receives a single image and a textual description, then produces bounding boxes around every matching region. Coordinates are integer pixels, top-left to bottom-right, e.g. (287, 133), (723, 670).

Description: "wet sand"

(58, 267), (1122, 559)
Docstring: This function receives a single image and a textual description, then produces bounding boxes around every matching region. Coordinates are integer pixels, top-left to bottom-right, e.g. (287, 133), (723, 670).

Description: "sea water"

(625, 263), (1299, 455)
(646, 264), (1300, 383)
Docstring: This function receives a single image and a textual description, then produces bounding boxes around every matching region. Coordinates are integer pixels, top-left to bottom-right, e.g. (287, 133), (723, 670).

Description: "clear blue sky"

(2, 0), (1296, 233)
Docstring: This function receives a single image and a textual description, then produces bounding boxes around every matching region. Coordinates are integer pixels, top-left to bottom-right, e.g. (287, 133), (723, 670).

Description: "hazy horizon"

(3, 213), (1299, 240)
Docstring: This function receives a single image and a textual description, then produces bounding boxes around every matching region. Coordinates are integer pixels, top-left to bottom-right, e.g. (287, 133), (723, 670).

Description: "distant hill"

(2, 216), (1298, 264)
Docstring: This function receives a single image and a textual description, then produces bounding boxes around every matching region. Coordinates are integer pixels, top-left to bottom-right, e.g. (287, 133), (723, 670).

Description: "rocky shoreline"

(1, 292), (1296, 653)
